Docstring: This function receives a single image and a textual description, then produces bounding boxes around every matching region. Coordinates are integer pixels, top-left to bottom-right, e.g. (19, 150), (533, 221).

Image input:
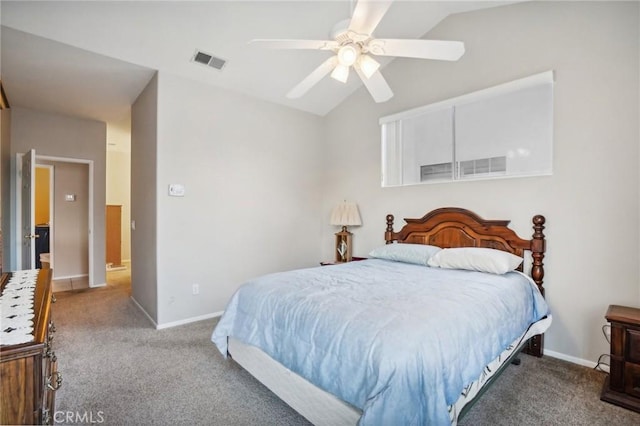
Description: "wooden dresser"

(601, 304), (640, 413)
(0, 269), (61, 425)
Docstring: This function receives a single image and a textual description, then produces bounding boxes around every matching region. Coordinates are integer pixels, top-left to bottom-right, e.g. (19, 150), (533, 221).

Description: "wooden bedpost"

(385, 214), (395, 244)
(525, 214), (546, 358)
(531, 215), (546, 296)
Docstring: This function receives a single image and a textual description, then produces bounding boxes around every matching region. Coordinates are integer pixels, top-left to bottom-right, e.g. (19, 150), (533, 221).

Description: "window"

(380, 71), (554, 187)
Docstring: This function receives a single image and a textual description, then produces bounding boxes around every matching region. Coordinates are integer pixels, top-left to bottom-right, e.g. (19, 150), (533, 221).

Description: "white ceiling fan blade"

(348, 0), (393, 36)
(368, 39), (465, 61)
(286, 56), (338, 99)
(354, 67), (393, 103)
(250, 39), (338, 50)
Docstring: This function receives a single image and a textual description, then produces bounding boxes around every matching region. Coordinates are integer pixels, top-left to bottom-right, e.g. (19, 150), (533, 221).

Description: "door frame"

(16, 153), (94, 286)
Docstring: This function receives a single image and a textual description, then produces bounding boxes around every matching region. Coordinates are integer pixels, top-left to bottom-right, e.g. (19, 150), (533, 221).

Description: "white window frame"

(380, 70), (554, 187)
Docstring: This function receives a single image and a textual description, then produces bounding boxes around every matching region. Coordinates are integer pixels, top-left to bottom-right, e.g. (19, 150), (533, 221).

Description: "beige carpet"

(51, 271), (640, 425)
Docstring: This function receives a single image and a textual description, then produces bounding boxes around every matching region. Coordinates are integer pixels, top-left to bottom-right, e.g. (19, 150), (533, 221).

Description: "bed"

(211, 207), (551, 425)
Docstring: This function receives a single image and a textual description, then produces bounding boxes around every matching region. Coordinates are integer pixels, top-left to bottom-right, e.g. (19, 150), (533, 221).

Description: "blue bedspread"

(211, 259), (549, 425)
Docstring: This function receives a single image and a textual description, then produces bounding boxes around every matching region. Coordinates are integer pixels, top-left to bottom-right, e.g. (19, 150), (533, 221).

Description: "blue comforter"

(211, 259), (549, 425)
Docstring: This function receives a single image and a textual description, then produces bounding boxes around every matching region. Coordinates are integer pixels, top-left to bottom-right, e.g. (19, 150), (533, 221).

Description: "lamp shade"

(330, 201), (362, 227)
(358, 54), (380, 79)
(337, 44), (358, 67)
(330, 64), (350, 83)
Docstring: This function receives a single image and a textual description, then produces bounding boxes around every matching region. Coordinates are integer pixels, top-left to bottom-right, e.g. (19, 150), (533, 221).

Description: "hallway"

(52, 266), (130, 293)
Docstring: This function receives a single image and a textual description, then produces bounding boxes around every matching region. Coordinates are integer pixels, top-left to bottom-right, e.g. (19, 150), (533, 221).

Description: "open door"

(21, 149), (36, 269)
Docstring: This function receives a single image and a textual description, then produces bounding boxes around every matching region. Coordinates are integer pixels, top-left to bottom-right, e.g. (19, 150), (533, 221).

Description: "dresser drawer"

(624, 362), (640, 398)
(627, 328), (640, 364)
(0, 270), (56, 425)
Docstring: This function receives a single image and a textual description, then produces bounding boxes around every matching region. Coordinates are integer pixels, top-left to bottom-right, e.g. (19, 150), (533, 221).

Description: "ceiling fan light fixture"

(337, 44), (358, 67)
(331, 63), (350, 83)
(253, 0), (464, 103)
(358, 54), (380, 79)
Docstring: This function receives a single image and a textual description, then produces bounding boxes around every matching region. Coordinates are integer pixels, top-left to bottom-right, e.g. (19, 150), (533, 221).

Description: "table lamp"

(330, 201), (362, 262)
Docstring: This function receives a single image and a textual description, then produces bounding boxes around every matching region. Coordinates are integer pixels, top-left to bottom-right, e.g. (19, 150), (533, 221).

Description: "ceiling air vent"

(191, 50), (226, 71)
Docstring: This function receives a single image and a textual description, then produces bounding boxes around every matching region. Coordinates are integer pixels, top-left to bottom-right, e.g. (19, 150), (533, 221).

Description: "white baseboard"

(544, 349), (609, 373)
(53, 273), (88, 280)
(156, 311), (223, 330)
(106, 264), (127, 272)
(129, 296), (222, 330)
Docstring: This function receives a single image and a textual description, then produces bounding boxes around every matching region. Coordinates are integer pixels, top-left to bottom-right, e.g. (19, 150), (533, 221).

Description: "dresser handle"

(42, 408), (52, 425)
(46, 371), (63, 391)
(45, 345), (57, 363)
(45, 343), (53, 359)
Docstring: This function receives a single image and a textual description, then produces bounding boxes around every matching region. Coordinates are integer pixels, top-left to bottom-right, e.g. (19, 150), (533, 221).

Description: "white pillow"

(369, 243), (441, 266)
(427, 247), (523, 274)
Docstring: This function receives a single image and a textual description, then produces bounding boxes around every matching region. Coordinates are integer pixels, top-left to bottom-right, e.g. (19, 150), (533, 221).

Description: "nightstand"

(320, 257), (367, 266)
(601, 304), (640, 413)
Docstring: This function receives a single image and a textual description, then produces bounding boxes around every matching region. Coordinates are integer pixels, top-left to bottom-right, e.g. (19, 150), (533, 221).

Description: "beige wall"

(54, 162), (89, 277)
(153, 71), (325, 326)
(131, 73), (158, 322)
(322, 1), (640, 365)
(9, 106), (107, 286)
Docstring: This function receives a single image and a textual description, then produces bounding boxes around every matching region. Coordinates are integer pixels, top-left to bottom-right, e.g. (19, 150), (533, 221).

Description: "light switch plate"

(65, 194), (76, 202)
(168, 184), (185, 197)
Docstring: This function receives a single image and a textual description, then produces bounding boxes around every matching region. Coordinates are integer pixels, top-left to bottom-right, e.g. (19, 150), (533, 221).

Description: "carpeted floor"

(51, 270), (640, 425)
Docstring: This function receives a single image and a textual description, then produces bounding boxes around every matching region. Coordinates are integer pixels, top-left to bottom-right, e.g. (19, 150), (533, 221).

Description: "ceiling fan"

(250, 0), (465, 103)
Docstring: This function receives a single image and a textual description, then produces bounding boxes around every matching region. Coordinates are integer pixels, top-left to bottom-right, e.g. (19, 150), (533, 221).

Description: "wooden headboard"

(384, 207), (547, 356)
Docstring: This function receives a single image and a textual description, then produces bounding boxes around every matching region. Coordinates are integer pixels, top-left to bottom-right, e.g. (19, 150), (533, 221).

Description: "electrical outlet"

(192, 284), (199, 295)
(169, 184), (186, 197)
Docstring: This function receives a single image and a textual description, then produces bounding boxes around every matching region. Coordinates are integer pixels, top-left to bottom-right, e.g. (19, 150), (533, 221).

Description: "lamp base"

(335, 228), (353, 263)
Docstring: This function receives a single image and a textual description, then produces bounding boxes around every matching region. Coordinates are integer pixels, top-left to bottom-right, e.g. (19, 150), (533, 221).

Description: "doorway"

(15, 151), (94, 287)
(34, 165), (53, 270)
(106, 120), (131, 283)
(39, 159), (90, 291)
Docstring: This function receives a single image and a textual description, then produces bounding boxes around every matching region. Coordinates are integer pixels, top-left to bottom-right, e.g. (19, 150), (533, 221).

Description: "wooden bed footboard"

(384, 207), (547, 357)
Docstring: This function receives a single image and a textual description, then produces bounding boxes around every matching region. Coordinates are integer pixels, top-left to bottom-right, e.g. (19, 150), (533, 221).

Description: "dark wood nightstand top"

(320, 257), (367, 266)
(606, 305), (640, 325)
(601, 304), (640, 413)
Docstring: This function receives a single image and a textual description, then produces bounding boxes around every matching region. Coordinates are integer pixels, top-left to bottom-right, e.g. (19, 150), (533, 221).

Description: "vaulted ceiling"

(1, 1), (513, 124)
